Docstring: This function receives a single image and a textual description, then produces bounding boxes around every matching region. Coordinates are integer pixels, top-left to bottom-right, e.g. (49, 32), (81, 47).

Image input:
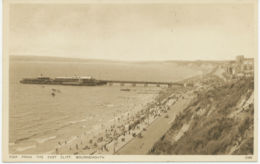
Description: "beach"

(117, 89), (194, 154)
(9, 84), (161, 154)
(46, 85), (191, 155)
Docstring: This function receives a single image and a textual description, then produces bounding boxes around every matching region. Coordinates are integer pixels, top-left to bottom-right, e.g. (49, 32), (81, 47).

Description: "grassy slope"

(150, 76), (254, 155)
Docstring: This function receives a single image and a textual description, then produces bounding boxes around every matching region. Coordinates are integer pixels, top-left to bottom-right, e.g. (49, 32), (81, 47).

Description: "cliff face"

(150, 76), (254, 155)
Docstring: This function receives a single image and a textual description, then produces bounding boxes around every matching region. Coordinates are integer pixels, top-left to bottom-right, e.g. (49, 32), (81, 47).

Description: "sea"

(9, 57), (203, 154)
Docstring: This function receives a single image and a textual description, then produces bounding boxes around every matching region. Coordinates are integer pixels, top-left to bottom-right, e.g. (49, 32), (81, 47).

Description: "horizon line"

(9, 54), (248, 63)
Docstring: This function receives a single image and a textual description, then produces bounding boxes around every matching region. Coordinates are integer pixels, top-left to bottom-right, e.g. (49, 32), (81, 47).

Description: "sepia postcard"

(2, 0), (258, 162)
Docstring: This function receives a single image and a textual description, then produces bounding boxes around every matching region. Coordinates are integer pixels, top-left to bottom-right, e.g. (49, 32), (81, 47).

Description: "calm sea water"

(9, 59), (201, 154)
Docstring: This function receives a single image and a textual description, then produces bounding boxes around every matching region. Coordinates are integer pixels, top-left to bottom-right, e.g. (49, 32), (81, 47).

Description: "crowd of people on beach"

(52, 91), (184, 155)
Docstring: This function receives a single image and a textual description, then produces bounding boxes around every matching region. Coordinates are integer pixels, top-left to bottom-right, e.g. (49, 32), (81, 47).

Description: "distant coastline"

(10, 55), (230, 64)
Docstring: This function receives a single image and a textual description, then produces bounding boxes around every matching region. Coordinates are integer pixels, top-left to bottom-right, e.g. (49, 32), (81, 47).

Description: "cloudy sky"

(9, 2), (257, 61)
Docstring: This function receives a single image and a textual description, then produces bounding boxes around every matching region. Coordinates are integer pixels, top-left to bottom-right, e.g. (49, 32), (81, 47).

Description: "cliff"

(150, 76), (254, 155)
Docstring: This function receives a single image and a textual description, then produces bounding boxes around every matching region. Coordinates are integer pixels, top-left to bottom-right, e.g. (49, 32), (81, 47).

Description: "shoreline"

(9, 87), (162, 155)
(52, 85), (188, 155)
(10, 72), (205, 155)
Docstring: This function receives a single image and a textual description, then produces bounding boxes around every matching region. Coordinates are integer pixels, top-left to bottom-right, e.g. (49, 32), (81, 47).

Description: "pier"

(101, 80), (183, 87)
(20, 76), (184, 87)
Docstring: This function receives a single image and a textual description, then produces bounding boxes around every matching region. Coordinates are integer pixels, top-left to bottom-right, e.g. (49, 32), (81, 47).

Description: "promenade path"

(116, 92), (194, 155)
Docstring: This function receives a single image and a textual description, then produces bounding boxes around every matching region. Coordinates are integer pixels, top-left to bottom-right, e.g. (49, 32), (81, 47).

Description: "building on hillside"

(225, 55), (254, 77)
(236, 55), (254, 77)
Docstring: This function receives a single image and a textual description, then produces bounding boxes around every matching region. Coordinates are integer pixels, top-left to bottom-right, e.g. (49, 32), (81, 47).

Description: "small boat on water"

(52, 88), (61, 93)
(120, 88), (131, 92)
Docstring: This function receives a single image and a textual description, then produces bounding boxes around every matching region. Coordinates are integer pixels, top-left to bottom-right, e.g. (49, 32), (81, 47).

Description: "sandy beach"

(43, 85), (192, 155)
(116, 90), (194, 154)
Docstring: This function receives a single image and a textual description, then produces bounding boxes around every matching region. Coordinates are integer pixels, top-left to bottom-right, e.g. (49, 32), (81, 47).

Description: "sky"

(9, 2), (257, 61)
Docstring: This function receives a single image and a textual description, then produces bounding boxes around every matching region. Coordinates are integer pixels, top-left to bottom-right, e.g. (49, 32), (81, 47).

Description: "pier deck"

(101, 80), (183, 87)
